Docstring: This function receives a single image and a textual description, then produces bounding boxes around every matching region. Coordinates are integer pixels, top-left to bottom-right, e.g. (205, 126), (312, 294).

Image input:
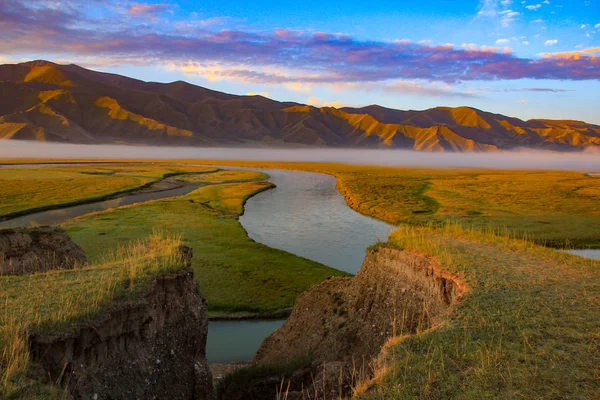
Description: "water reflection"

(240, 169), (394, 274)
(564, 249), (600, 260)
(207, 320), (285, 363)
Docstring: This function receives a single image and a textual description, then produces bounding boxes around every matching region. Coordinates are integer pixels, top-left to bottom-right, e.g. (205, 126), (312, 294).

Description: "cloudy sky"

(1, 0), (599, 123)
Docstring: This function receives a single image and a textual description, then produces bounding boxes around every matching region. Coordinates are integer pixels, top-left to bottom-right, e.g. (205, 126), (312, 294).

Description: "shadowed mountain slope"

(1, 61), (599, 151)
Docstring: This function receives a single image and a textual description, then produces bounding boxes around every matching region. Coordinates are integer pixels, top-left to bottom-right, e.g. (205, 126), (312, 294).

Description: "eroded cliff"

(30, 267), (214, 400)
(219, 246), (463, 399)
(0, 227), (87, 275)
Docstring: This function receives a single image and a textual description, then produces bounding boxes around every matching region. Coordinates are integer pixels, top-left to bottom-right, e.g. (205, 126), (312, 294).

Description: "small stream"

(0, 177), (201, 229)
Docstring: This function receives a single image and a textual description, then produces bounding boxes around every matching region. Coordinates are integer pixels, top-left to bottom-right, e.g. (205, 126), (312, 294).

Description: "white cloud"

(499, 9), (520, 27)
(522, 40), (530, 44)
(544, 39), (558, 45)
(581, 24), (588, 29)
(526, 4), (542, 10)
(496, 38), (510, 44)
(595, 23), (600, 29)
(531, 19), (544, 23)
(543, 0), (550, 3)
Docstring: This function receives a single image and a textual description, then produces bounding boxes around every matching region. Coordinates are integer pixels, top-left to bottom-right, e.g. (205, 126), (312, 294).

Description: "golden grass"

(355, 224), (600, 399)
(176, 169), (268, 184)
(0, 232), (186, 397)
(0, 164), (216, 218)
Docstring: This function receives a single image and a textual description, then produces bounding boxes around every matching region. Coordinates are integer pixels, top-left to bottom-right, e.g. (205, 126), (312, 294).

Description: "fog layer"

(0, 140), (598, 171)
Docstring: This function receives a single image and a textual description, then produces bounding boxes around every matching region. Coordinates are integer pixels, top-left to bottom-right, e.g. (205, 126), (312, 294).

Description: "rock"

(0, 227), (87, 275)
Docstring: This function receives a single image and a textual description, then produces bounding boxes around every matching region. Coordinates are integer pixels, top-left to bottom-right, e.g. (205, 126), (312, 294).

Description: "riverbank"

(186, 161), (600, 249)
(220, 224), (600, 399)
(0, 164), (218, 221)
(62, 176), (347, 317)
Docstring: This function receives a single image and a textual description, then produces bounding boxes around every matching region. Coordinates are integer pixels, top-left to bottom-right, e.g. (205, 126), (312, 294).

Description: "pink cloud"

(1, 0), (599, 86)
(127, 3), (170, 15)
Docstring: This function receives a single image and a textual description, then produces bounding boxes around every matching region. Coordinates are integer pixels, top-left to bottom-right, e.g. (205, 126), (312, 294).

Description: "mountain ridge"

(1, 60), (599, 152)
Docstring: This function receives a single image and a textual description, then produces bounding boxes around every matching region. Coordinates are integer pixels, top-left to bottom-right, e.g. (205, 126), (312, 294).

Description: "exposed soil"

(28, 252), (214, 399)
(0, 226), (87, 275)
(219, 246), (464, 399)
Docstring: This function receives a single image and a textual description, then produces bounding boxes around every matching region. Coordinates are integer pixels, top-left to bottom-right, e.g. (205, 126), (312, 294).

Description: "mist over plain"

(0, 140), (598, 171)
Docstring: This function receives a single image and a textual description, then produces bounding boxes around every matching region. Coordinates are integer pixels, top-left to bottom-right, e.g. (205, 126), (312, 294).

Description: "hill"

(1, 60), (599, 151)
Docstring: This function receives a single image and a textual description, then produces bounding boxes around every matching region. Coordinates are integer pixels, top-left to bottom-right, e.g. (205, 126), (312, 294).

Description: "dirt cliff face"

(30, 267), (214, 400)
(221, 247), (463, 399)
(0, 227), (87, 275)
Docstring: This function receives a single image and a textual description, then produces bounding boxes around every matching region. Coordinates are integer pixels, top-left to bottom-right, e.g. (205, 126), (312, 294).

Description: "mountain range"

(0, 60), (599, 152)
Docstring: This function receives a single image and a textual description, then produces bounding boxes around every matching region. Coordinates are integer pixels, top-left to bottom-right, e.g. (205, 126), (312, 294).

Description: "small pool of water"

(564, 249), (600, 260)
(207, 319), (285, 363)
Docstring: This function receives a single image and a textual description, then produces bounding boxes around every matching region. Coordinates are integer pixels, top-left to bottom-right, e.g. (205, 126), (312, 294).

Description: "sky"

(1, 0), (599, 123)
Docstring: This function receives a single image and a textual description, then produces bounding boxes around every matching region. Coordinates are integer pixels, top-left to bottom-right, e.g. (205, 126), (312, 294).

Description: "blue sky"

(1, 0), (599, 122)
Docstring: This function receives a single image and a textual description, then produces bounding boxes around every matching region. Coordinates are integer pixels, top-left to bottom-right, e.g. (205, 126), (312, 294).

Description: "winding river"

(2, 164), (598, 364)
(0, 163), (394, 364)
(208, 169), (394, 363)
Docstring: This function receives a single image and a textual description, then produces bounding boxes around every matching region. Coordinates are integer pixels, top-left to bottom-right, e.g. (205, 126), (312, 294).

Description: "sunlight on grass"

(0, 165), (216, 218)
(356, 223), (600, 399)
(0, 232), (186, 397)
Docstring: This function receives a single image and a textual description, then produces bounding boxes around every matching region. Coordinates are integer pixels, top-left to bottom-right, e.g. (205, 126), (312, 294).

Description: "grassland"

(62, 173), (346, 316)
(0, 233), (187, 399)
(182, 161), (600, 248)
(352, 224), (600, 399)
(176, 169), (268, 183)
(0, 164), (217, 219)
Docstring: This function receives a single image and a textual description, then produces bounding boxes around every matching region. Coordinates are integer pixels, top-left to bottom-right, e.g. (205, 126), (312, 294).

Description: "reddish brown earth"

(218, 247), (464, 400)
(1, 60), (599, 151)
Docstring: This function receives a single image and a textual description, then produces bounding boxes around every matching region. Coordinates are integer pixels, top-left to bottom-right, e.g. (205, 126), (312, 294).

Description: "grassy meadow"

(0, 164), (217, 219)
(354, 224), (600, 399)
(0, 233), (187, 399)
(1, 160), (599, 398)
(187, 161), (600, 248)
(62, 173), (347, 316)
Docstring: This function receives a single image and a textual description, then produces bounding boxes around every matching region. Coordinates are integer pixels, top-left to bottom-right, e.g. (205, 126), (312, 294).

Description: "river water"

(564, 249), (600, 260)
(206, 169), (394, 363)
(0, 163), (394, 363)
(0, 178), (201, 229)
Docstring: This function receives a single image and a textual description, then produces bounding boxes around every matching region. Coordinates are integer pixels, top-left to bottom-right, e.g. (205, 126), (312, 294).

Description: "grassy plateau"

(355, 224), (600, 399)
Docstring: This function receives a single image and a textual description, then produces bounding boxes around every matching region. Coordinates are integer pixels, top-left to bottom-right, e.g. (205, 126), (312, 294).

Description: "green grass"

(176, 169), (268, 183)
(189, 162), (600, 248)
(0, 232), (187, 399)
(63, 179), (347, 316)
(0, 164), (217, 219)
(355, 224), (600, 399)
